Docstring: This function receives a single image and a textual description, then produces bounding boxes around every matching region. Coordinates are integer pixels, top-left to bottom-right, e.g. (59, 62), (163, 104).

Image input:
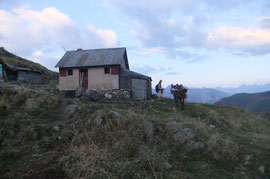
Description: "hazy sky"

(1, 0), (270, 88)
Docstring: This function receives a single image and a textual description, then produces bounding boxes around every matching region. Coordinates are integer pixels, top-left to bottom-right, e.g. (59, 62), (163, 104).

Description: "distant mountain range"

(186, 88), (231, 104)
(215, 83), (270, 94)
(217, 91), (270, 120)
(152, 83), (270, 104)
(153, 86), (230, 104)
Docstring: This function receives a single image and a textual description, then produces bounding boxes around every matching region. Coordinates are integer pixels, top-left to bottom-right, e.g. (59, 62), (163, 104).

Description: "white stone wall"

(88, 67), (119, 90)
(59, 69), (79, 90)
(58, 67), (119, 91)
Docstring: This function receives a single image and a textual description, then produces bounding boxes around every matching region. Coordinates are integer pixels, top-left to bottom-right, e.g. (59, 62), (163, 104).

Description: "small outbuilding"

(0, 61), (42, 84)
(55, 47), (152, 99)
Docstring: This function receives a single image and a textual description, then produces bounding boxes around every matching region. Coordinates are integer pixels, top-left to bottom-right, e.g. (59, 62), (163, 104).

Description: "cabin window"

(67, 69), (73, 76)
(104, 67), (110, 74)
(59, 68), (66, 77)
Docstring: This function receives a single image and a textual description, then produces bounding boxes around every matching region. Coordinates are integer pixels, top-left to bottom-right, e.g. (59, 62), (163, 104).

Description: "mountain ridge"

(215, 83), (270, 94)
(153, 85), (231, 104)
(217, 90), (270, 120)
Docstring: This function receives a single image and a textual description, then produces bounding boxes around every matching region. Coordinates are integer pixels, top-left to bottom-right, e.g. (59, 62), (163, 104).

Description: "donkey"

(170, 84), (188, 110)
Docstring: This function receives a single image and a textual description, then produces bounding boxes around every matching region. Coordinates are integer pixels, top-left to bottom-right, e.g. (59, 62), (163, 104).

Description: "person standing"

(157, 80), (164, 101)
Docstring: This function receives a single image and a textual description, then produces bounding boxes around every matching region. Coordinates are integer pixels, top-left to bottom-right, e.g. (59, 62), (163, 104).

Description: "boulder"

(65, 104), (80, 116)
(215, 116), (227, 126)
(209, 124), (216, 129)
(25, 98), (40, 110)
(173, 128), (195, 143)
(75, 87), (85, 97)
(165, 121), (183, 134)
(188, 141), (205, 150)
(110, 110), (124, 119)
(258, 165), (265, 174)
(81, 91), (99, 102)
(244, 156), (251, 165)
(76, 88), (99, 101)
(139, 145), (172, 170)
(105, 93), (112, 99)
(244, 155), (252, 161)
(89, 91), (99, 101)
(52, 125), (60, 132)
(94, 110), (103, 126)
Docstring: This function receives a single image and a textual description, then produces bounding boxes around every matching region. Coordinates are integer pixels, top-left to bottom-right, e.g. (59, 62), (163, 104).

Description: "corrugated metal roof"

(55, 47), (129, 69)
(120, 68), (152, 80)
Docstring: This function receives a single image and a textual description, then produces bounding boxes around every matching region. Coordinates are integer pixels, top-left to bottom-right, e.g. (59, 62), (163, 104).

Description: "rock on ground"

(76, 88), (99, 101)
(258, 165), (265, 174)
(165, 121), (183, 134)
(75, 87), (85, 97)
(187, 141), (205, 150)
(173, 128), (195, 143)
(139, 145), (172, 170)
(94, 110), (103, 126)
(25, 98), (40, 110)
(81, 91), (99, 102)
(65, 105), (81, 116)
(105, 93), (112, 99)
(209, 124), (216, 129)
(110, 110), (124, 119)
(52, 125), (60, 132)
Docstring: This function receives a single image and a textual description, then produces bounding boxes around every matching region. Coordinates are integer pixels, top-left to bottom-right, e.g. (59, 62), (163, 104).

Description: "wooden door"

(80, 69), (88, 89)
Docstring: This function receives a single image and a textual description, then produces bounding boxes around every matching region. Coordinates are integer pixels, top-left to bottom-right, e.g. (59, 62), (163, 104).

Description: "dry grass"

(0, 87), (270, 178)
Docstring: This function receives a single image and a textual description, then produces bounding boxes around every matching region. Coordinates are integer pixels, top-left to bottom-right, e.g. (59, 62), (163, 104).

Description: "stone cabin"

(55, 47), (152, 99)
(0, 62), (42, 84)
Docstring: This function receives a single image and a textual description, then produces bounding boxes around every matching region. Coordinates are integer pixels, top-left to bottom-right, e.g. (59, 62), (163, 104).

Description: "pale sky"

(1, 0), (270, 88)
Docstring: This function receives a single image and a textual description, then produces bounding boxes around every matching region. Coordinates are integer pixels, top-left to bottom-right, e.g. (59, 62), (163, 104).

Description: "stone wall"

(75, 88), (132, 100)
(17, 71), (42, 84)
(97, 89), (131, 99)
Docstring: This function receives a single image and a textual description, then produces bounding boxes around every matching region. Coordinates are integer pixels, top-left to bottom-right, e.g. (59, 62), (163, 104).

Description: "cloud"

(87, 25), (117, 47)
(0, 6), (118, 69)
(107, 0), (269, 57)
(258, 16), (270, 29)
(129, 47), (167, 57)
(32, 50), (44, 57)
(25, 50), (57, 71)
(105, 0), (213, 60)
(208, 26), (270, 47)
(207, 26), (270, 55)
(131, 65), (158, 75)
(165, 72), (180, 76)
(131, 65), (169, 75)
(0, 7), (79, 54)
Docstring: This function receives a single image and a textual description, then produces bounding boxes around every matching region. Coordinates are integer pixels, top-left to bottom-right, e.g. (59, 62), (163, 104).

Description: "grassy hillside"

(0, 47), (58, 84)
(218, 91), (270, 120)
(0, 85), (269, 178)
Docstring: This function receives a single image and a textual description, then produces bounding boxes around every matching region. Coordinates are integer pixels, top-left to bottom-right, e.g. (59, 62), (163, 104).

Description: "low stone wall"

(75, 88), (132, 100)
(17, 71), (42, 84)
(98, 89), (131, 99)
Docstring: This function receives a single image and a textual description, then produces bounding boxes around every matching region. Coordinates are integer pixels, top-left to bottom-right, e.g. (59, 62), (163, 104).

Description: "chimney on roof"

(77, 48), (82, 51)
